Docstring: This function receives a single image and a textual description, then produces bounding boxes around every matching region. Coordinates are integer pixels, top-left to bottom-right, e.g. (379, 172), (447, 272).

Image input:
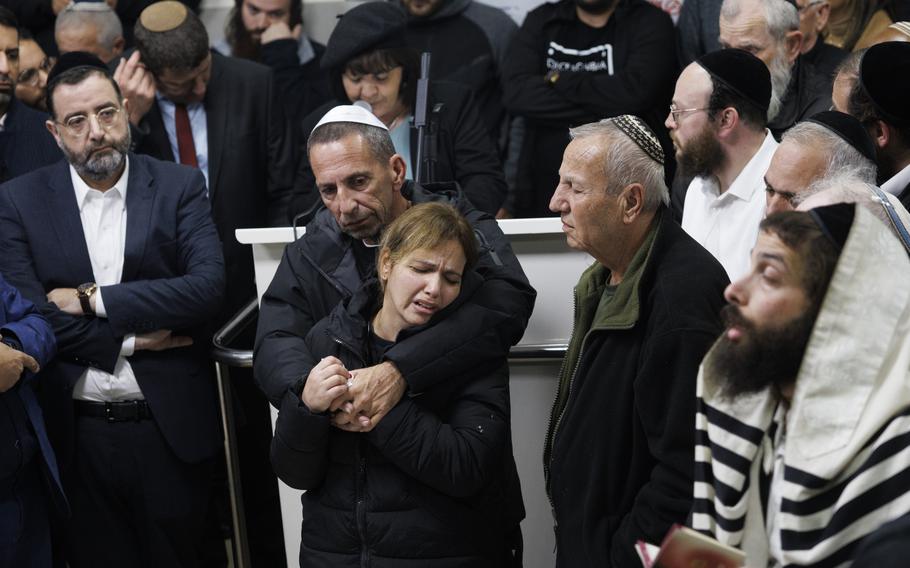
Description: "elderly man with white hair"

(719, 0), (831, 136)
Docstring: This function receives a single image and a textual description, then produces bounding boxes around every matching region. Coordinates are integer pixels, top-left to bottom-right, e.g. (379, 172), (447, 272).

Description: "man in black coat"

(545, 115), (728, 566)
(255, 104), (536, 432)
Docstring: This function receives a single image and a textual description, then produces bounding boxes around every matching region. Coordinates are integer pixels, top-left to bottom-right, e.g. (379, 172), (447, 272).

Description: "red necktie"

(175, 104), (198, 168)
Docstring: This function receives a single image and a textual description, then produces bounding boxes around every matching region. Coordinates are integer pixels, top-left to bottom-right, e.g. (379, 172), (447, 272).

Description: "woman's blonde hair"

(377, 203), (478, 289)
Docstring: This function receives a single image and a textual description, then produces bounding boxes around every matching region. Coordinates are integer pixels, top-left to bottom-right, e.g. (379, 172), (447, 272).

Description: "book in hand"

(635, 524), (746, 568)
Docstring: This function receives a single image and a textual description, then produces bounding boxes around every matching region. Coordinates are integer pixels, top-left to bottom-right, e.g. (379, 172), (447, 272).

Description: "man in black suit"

(0, 8), (60, 182)
(0, 52), (225, 567)
(117, 0), (294, 323)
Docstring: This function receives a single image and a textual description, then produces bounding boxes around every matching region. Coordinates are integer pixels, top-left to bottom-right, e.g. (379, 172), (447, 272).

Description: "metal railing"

(210, 297), (259, 568)
(209, 298), (568, 568)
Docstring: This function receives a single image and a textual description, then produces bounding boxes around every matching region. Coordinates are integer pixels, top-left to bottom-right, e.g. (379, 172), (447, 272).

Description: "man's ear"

(389, 153), (407, 190)
(45, 119), (62, 148)
(113, 36), (125, 58)
(716, 106), (739, 137)
(872, 120), (891, 149)
(784, 30), (803, 64)
(620, 183), (645, 224)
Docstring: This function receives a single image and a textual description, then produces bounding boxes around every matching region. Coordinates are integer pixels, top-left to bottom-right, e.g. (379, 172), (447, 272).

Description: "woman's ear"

(378, 250), (391, 281)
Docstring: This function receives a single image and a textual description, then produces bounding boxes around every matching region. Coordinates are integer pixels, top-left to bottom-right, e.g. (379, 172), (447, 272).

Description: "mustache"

(720, 304), (754, 332)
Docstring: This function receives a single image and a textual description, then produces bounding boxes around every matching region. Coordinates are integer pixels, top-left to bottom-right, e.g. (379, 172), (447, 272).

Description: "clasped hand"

(301, 357), (406, 433)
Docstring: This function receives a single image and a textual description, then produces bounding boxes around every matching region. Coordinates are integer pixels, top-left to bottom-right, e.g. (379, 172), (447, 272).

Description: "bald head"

(55, 2), (125, 63)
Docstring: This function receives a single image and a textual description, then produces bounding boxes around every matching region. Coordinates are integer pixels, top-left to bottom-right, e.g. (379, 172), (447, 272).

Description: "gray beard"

(61, 128), (132, 184)
(768, 53), (793, 123)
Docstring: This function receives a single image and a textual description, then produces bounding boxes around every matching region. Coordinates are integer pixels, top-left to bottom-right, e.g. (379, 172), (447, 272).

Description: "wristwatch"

(76, 282), (98, 315)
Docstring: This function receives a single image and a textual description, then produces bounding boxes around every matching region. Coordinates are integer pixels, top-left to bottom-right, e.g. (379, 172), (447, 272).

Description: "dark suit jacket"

(0, 153), (226, 466)
(0, 97), (61, 183)
(132, 51), (294, 321)
(0, 272), (64, 549)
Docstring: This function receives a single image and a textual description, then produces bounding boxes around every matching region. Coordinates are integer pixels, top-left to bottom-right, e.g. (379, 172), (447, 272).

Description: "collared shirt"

(882, 163), (910, 197)
(156, 95), (210, 191)
(69, 158), (143, 402)
(0, 112), (7, 131)
(682, 131), (779, 280)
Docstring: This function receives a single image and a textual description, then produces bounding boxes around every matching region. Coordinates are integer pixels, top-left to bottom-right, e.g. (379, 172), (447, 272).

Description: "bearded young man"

(691, 204), (910, 566)
(0, 52), (225, 567)
(667, 48), (777, 279)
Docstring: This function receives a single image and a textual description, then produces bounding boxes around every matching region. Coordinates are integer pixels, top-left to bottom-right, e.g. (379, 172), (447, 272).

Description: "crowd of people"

(2, 0), (910, 567)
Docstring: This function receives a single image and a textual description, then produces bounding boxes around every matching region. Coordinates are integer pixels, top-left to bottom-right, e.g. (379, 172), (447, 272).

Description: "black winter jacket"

(270, 279), (524, 567)
(501, 0), (677, 217)
(254, 180), (536, 408)
(544, 211), (728, 567)
(291, 81), (507, 217)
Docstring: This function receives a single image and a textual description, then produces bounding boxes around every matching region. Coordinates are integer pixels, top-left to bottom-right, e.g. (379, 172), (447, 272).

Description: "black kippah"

(809, 203), (855, 251)
(859, 42), (910, 125)
(696, 49), (771, 115)
(321, 2), (407, 70)
(805, 110), (877, 162)
(46, 51), (110, 88)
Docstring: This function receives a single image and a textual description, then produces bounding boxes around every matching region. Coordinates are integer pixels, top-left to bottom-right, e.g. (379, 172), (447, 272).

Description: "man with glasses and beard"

(0, 8), (59, 183)
(501, 0), (677, 217)
(691, 204), (910, 566)
(667, 48), (777, 279)
(0, 52), (225, 567)
(719, 0), (831, 137)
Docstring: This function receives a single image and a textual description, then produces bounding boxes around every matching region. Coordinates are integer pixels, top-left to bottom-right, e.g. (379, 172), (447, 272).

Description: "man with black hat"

(690, 203), (910, 566)
(546, 115), (728, 567)
(765, 110), (878, 214)
(501, 0), (677, 218)
(0, 51), (225, 567)
(843, 41), (910, 211)
(719, 0), (831, 137)
(668, 48), (777, 279)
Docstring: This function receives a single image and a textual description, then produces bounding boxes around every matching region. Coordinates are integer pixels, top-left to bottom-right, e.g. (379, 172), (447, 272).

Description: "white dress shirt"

(156, 95), (210, 191)
(69, 158), (144, 402)
(882, 163), (910, 197)
(682, 131), (778, 281)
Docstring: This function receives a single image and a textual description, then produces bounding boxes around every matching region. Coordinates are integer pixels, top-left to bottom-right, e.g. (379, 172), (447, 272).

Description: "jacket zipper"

(542, 290), (579, 552)
(356, 440), (369, 567)
(330, 332), (370, 566)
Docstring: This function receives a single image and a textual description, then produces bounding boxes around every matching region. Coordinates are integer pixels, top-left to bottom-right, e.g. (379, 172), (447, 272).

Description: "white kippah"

(312, 103), (389, 134)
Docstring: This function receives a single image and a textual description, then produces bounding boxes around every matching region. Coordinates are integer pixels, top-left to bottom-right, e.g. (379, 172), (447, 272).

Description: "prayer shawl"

(691, 206), (910, 567)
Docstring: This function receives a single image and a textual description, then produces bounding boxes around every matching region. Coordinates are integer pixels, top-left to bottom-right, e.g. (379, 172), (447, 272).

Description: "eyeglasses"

(17, 56), (54, 87)
(668, 104), (710, 124)
(55, 106), (123, 138)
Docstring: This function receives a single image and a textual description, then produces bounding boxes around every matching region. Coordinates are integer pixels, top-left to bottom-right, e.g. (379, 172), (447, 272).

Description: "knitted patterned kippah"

(609, 115), (664, 166)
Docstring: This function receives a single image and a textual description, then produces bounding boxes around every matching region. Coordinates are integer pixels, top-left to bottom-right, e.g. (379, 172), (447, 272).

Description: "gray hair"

(568, 120), (669, 212)
(307, 122), (396, 164)
(782, 121), (877, 207)
(55, 1), (123, 52)
(797, 172), (910, 236)
(720, 0), (798, 43)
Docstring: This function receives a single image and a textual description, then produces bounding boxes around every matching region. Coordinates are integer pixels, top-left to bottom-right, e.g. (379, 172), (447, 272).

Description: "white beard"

(767, 51), (793, 123)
